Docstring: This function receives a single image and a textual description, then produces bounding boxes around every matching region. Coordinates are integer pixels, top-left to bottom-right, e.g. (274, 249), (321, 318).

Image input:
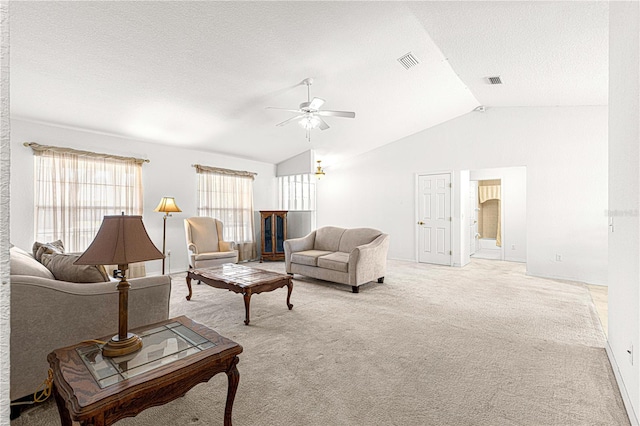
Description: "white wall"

(469, 167), (527, 263)
(10, 119), (278, 275)
(457, 170), (470, 267)
(276, 149), (314, 176)
(318, 106), (608, 285)
(0, 4), (10, 423)
(608, 2), (640, 422)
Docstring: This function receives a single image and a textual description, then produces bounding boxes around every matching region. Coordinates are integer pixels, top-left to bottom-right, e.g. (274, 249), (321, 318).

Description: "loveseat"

(9, 245), (171, 402)
(284, 226), (389, 293)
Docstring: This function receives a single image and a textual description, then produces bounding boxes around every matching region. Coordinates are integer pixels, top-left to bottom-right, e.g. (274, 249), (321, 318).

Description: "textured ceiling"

(9, 1), (608, 165)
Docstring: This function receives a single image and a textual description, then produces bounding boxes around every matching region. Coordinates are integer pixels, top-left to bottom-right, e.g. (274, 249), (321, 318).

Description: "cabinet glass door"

(263, 215), (273, 253)
(275, 215), (285, 253)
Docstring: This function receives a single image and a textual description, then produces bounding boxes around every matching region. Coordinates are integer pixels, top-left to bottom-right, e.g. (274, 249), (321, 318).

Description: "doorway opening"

(464, 166), (526, 266)
(472, 179), (502, 260)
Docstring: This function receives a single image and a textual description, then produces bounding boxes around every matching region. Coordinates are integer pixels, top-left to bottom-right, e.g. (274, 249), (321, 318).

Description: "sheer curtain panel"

(29, 143), (147, 277)
(195, 164), (257, 261)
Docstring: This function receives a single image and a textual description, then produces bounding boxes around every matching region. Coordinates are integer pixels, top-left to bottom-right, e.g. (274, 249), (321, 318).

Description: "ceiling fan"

(267, 78), (355, 140)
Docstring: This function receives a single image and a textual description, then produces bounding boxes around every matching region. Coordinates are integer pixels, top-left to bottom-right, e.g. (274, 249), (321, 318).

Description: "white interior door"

(417, 173), (452, 265)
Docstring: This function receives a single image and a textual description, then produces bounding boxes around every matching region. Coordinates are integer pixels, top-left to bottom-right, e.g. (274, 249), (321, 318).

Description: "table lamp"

(74, 214), (164, 357)
(154, 196), (182, 275)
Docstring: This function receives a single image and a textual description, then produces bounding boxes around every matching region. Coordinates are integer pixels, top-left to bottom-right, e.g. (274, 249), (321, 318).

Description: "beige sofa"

(9, 246), (171, 401)
(284, 226), (389, 293)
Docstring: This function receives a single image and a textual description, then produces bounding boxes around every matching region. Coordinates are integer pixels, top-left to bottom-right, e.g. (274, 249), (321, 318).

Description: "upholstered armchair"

(184, 217), (239, 269)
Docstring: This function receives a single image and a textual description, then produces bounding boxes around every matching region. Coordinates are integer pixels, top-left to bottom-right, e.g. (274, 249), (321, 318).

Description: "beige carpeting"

(587, 284), (608, 337)
(12, 259), (629, 425)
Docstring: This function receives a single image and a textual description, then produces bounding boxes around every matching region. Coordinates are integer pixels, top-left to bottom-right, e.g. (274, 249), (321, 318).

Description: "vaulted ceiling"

(9, 1), (608, 165)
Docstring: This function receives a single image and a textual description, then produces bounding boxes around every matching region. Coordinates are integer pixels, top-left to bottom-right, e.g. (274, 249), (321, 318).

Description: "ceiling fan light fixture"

(268, 78), (355, 139)
(299, 115), (320, 130)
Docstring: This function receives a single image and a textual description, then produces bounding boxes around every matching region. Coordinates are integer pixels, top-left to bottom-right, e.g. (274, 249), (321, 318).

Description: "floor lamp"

(154, 197), (182, 275)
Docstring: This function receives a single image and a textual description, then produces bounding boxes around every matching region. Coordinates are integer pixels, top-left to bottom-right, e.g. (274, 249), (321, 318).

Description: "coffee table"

(186, 263), (293, 325)
(47, 316), (243, 426)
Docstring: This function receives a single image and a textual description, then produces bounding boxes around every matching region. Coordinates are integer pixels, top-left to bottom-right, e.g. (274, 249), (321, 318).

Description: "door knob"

(417, 221), (425, 225)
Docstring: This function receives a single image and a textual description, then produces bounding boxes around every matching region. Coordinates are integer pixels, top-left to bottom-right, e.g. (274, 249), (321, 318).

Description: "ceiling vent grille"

(487, 76), (503, 85)
(398, 52), (420, 70)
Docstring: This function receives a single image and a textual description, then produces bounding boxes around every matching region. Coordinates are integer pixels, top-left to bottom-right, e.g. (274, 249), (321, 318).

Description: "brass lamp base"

(102, 333), (143, 358)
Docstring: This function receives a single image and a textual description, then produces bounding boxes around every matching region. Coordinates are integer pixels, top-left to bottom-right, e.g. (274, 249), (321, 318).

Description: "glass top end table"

(48, 316), (242, 426)
(77, 321), (217, 388)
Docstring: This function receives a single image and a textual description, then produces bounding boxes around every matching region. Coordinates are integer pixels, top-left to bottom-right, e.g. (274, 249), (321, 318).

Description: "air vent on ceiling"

(398, 52), (420, 70)
(487, 76), (503, 85)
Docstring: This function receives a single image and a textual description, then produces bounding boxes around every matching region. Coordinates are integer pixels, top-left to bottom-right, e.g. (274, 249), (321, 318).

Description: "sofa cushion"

(314, 227), (346, 252)
(291, 250), (333, 267)
(317, 252), (350, 273)
(10, 246), (55, 279)
(32, 239), (65, 262)
(338, 228), (382, 253)
(194, 251), (237, 261)
(41, 252), (110, 283)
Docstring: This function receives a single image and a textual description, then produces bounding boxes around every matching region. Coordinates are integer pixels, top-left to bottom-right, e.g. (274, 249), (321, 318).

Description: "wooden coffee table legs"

(186, 267), (294, 325)
(242, 292), (252, 325)
(224, 357), (240, 426)
(241, 281), (294, 325)
(186, 275), (193, 301)
(285, 281), (293, 310)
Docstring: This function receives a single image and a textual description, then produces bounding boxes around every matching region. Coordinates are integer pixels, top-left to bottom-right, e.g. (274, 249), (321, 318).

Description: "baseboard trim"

(606, 341), (639, 425)
(525, 270), (607, 287)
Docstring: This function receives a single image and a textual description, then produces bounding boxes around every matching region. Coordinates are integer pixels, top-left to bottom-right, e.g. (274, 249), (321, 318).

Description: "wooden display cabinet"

(260, 210), (287, 262)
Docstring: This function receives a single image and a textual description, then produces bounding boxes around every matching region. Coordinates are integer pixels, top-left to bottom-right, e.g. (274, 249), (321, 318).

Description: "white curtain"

(195, 165), (257, 261)
(31, 143), (147, 277)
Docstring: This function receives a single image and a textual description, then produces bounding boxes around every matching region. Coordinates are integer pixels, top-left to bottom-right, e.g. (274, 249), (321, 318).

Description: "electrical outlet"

(511, 244), (516, 250)
(628, 343), (634, 365)
(555, 254), (562, 262)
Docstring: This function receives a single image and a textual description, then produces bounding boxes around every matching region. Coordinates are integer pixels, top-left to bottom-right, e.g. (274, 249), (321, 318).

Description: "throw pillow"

(32, 239), (65, 262)
(41, 252), (109, 283)
(9, 246), (56, 279)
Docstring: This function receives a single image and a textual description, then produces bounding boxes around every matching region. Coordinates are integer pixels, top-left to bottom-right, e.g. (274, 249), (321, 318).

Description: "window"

(195, 164), (257, 261)
(30, 143), (144, 253)
(278, 174), (316, 211)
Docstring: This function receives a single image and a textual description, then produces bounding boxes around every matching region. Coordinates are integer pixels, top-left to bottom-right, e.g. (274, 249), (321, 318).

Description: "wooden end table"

(186, 263), (293, 325)
(47, 316), (243, 426)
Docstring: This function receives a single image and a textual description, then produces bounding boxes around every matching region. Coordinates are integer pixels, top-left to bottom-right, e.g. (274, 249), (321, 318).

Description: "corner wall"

(10, 119), (279, 275)
(608, 2), (640, 421)
(0, 3), (10, 423)
(317, 106), (608, 285)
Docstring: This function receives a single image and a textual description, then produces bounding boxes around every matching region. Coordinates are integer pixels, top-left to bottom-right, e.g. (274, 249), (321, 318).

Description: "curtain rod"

(24, 142), (150, 164)
(192, 164), (257, 179)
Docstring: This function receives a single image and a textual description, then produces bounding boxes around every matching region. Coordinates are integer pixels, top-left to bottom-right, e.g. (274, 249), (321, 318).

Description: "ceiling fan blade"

(317, 110), (356, 118)
(276, 115), (305, 127)
(308, 97), (325, 110)
(318, 117), (330, 131)
(266, 107), (303, 113)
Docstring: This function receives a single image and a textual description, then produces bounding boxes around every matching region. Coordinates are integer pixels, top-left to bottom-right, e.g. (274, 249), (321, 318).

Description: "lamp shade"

(74, 215), (163, 265)
(154, 197), (182, 213)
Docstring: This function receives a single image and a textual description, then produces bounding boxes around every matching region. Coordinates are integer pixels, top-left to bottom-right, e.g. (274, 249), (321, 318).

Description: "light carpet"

(12, 259), (629, 425)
